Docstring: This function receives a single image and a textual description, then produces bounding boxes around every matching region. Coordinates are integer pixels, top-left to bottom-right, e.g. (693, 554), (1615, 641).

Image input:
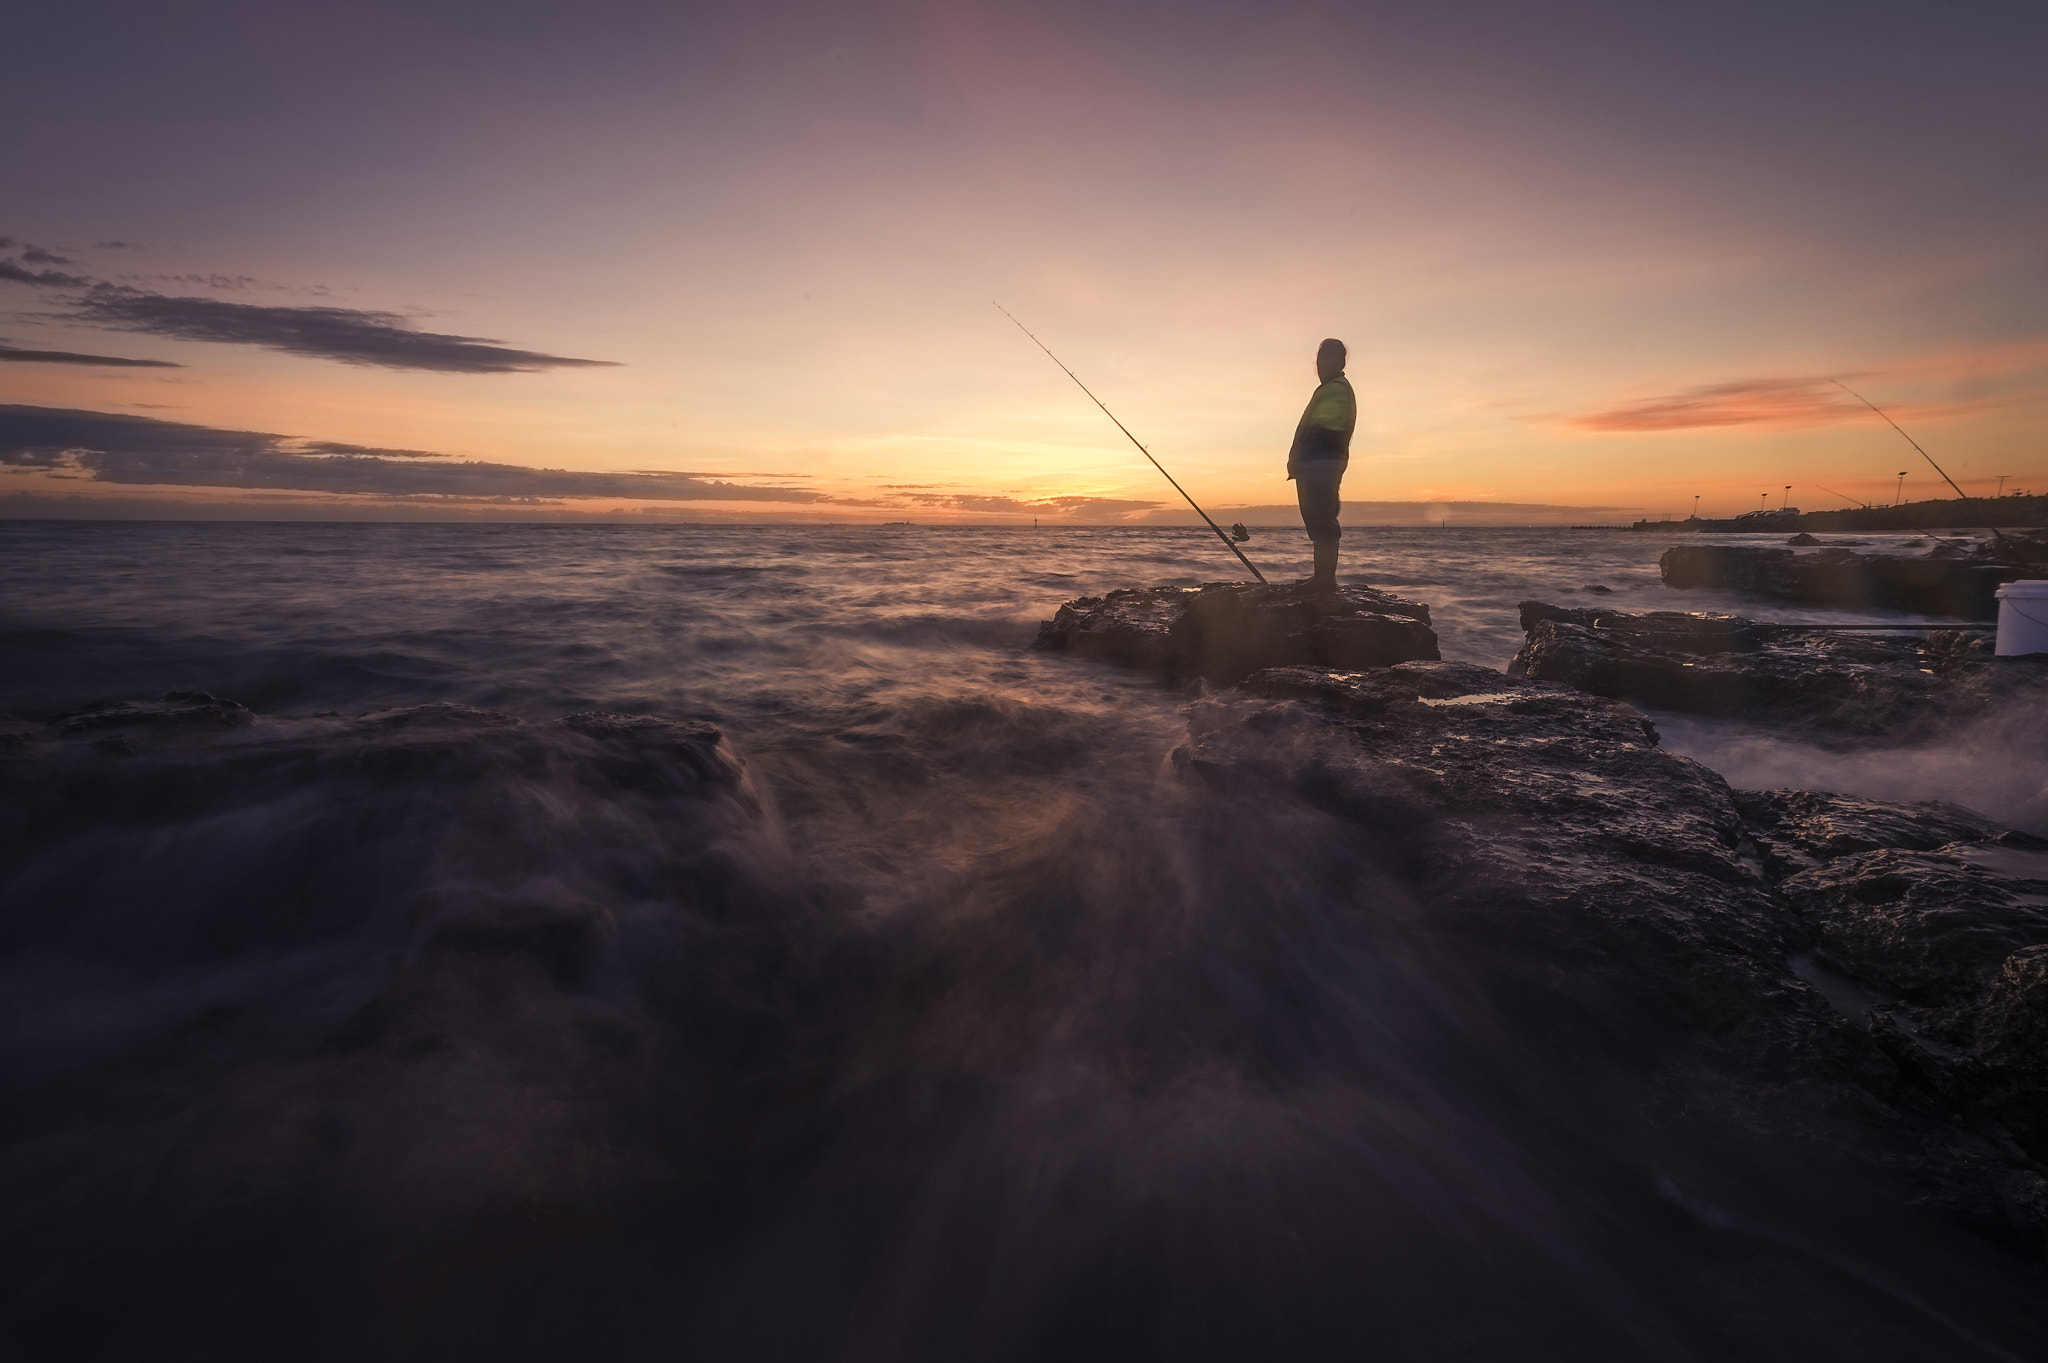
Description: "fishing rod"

(994, 303), (1266, 584)
(1830, 379), (1969, 501)
(1815, 484), (1871, 509)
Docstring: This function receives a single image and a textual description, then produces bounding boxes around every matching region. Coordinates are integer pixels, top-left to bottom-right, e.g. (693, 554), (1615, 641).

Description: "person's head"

(1316, 338), (1346, 382)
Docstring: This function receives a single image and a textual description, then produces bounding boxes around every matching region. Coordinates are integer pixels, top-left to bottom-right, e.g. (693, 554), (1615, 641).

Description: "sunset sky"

(3, 0), (2044, 523)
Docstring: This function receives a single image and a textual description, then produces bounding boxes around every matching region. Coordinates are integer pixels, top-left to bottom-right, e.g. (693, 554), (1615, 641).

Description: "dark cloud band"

(0, 260), (93, 288)
(0, 406), (821, 503)
(0, 250), (619, 373)
(0, 343), (181, 368)
(70, 289), (620, 374)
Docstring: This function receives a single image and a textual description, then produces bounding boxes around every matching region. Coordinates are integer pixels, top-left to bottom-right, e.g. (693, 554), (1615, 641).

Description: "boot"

(1310, 539), (1339, 594)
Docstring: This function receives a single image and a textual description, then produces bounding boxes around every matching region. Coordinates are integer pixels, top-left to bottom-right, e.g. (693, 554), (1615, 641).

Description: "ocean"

(7, 519), (2039, 830)
(2, 519), (2043, 1361)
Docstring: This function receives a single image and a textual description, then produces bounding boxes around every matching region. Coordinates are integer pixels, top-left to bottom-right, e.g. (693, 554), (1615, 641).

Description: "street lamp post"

(1759, 492), (1768, 513)
(1781, 485), (1791, 511)
(1693, 495), (1701, 519)
(1895, 472), (1907, 506)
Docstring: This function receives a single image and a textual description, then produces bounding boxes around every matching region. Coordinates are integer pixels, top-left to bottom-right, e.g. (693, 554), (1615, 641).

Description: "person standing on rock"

(1288, 338), (1356, 593)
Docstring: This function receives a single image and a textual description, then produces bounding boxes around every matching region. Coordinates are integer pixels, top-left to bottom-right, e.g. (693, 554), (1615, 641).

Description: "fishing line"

(995, 303), (1266, 584)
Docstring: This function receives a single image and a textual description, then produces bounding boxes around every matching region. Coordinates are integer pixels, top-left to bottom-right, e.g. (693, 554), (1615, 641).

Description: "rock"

(1925, 628), (1991, 666)
(1036, 582), (1438, 684)
(0, 690), (808, 1355)
(1734, 789), (2048, 1163)
(1580, 583), (1614, 593)
(1986, 529), (2048, 568)
(560, 710), (749, 795)
(1788, 532), (1821, 545)
(1659, 543), (2015, 618)
(1177, 661), (2048, 1239)
(1182, 661), (1787, 1024)
(1732, 788), (2037, 877)
(1517, 601), (1762, 651)
(1785, 847), (2048, 1000)
(47, 690), (256, 736)
(349, 700), (521, 731)
(1508, 604), (2042, 738)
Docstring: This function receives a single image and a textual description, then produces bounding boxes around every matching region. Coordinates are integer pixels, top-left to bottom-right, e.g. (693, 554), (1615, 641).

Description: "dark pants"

(1294, 461), (1344, 544)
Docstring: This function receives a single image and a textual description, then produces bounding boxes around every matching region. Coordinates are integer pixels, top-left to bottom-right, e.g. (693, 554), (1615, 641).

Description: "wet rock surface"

(1183, 662), (1793, 1055)
(1035, 581), (1438, 684)
(1508, 602), (2043, 738)
(1739, 790), (2048, 1169)
(1188, 662), (1779, 985)
(47, 689), (256, 735)
(1734, 787), (2032, 873)
(1179, 663), (2048, 1254)
(1659, 542), (2020, 617)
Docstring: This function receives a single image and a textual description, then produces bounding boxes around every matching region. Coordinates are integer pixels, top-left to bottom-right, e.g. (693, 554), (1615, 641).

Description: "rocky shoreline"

(1040, 581), (2048, 1249)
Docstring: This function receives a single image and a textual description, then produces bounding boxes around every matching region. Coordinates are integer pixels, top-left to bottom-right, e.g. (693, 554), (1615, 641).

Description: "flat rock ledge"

(1035, 582), (1439, 684)
(1507, 601), (2045, 739)
(1659, 542), (2021, 618)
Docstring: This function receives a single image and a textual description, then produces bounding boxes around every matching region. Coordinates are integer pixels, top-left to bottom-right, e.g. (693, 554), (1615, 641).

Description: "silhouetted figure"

(1287, 338), (1356, 592)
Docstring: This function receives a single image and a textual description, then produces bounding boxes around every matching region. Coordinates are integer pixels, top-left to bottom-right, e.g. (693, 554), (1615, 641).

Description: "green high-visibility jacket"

(1286, 375), (1355, 478)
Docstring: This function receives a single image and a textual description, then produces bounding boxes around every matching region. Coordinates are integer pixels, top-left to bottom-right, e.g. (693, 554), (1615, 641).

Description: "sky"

(2, 0), (2044, 524)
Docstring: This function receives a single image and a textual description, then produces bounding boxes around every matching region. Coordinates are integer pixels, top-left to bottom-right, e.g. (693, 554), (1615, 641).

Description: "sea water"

(7, 519), (2038, 829)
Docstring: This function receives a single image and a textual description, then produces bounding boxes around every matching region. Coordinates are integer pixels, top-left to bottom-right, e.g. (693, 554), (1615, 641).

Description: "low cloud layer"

(0, 406), (822, 503)
(71, 290), (619, 374)
(1566, 378), (1855, 432)
(0, 242), (617, 373)
(902, 491), (1161, 516)
(0, 259), (93, 288)
(0, 343), (181, 368)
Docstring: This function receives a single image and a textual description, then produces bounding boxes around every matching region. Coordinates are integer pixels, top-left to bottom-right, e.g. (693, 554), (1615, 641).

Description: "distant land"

(1627, 494), (2048, 534)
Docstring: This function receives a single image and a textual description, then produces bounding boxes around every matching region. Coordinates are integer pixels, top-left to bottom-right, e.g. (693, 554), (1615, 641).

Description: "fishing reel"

(1229, 523), (1251, 543)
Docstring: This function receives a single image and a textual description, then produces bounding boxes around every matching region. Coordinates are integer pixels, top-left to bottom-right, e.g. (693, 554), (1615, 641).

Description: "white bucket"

(1995, 579), (2048, 656)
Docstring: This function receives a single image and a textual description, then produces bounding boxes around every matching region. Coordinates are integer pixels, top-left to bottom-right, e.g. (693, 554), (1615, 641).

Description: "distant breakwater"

(1629, 493), (2048, 534)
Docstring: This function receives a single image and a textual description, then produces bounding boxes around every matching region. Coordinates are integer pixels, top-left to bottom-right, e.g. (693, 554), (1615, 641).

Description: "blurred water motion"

(1, 521), (2042, 1362)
